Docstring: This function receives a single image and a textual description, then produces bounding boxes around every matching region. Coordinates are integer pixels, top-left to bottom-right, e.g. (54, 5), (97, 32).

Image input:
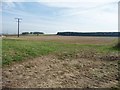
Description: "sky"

(1, 0), (119, 34)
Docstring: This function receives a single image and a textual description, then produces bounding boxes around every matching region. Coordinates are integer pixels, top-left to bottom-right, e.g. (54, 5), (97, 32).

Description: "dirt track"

(3, 54), (118, 88)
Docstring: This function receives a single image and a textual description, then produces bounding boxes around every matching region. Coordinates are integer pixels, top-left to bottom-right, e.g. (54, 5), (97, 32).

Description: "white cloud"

(3, 0), (120, 2)
(2, 0), (118, 34)
(39, 2), (117, 9)
(57, 2), (117, 16)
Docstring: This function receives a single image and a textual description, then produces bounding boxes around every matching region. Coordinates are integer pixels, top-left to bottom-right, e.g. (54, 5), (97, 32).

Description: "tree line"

(22, 32), (44, 35)
(57, 32), (120, 37)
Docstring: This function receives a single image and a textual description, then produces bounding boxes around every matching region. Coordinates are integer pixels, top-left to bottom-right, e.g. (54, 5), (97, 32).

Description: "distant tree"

(33, 32), (44, 36)
(22, 32), (29, 35)
(30, 32), (33, 34)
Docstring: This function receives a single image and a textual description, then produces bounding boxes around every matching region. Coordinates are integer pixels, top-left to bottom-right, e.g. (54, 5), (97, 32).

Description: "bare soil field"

(5, 35), (118, 45)
(2, 35), (119, 88)
(2, 55), (118, 88)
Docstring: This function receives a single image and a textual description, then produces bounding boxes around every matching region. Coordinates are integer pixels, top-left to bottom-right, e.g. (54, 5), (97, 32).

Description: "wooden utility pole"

(15, 18), (22, 37)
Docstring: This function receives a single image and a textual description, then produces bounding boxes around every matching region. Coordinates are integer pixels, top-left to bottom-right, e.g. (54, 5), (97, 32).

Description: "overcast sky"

(1, 0), (119, 34)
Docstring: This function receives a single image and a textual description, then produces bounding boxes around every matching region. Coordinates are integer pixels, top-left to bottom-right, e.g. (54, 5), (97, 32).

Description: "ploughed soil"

(2, 36), (119, 88)
(5, 36), (118, 45)
(2, 53), (119, 88)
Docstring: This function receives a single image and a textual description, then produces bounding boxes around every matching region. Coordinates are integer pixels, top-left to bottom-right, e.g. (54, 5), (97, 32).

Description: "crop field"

(2, 35), (120, 88)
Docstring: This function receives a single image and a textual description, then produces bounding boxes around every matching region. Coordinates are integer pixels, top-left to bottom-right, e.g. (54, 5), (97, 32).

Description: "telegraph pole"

(15, 18), (22, 37)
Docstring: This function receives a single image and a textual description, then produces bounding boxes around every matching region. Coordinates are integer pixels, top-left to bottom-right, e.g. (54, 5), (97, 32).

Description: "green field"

(2, 38), (119, 65)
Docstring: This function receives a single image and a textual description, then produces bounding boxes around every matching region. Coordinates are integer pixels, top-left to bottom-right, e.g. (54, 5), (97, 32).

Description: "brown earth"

(2, 54), (119, 88)
(2, 36), (119, 88)
(4, 35), (118, 45)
